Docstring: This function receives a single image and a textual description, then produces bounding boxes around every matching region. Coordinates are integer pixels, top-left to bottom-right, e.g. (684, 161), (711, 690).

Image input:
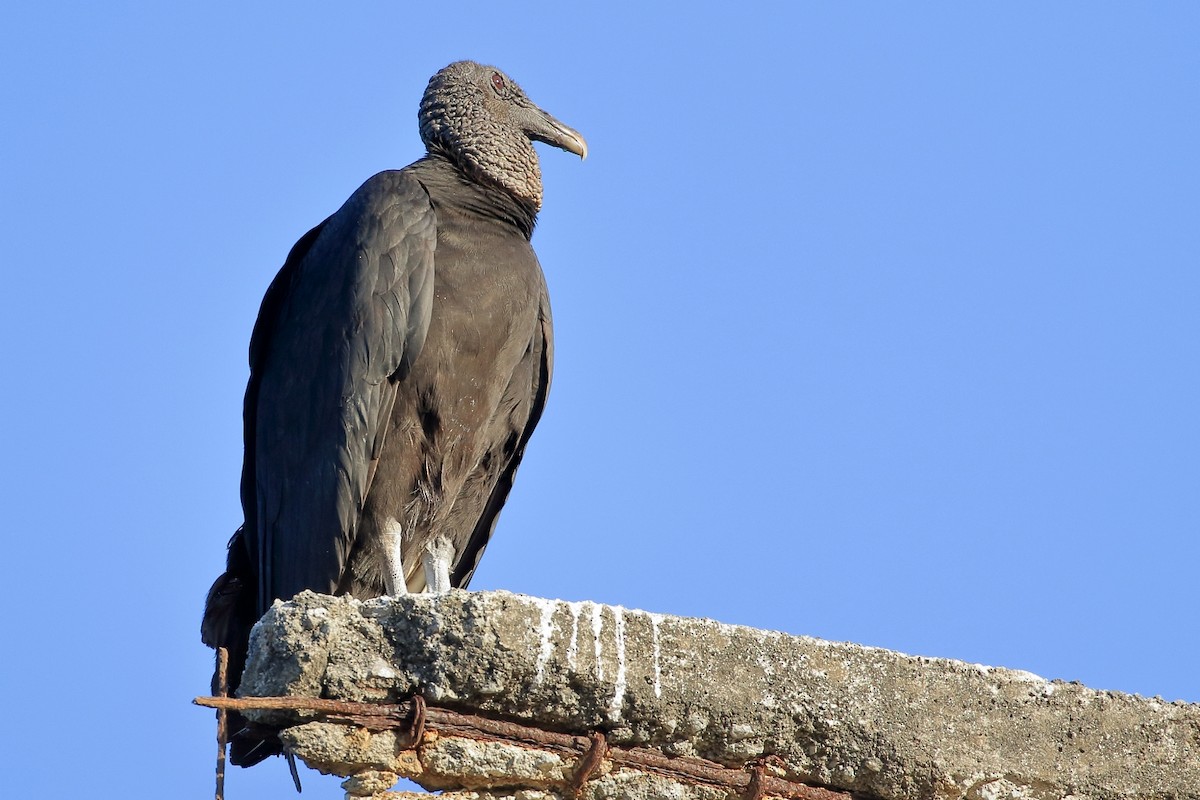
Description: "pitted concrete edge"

(239, 590), (1200, 800)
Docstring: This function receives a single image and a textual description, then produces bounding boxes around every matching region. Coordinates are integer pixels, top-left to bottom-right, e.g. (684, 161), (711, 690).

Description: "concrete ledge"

(239, 591), (1200, 799)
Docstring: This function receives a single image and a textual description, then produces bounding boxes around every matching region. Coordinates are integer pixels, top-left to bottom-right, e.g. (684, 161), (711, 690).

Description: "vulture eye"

(490, 72), (505, 92)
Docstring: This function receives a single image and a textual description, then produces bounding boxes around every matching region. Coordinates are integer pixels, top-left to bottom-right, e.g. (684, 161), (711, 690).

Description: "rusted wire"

(214, 648), (229, 800)
(194, 694), (851, 800)
(406, 694), (427, 749)
(566, 731), (608, 797)
(745, 755), (791, 800)
(744, 761), (769, 800)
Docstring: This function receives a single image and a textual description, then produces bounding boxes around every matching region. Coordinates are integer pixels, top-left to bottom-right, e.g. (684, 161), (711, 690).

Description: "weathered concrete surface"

(240, 590), (1200, 800)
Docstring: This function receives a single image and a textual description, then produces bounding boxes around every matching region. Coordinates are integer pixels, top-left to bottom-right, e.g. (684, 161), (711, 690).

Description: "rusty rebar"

(194, 694), (850, 800)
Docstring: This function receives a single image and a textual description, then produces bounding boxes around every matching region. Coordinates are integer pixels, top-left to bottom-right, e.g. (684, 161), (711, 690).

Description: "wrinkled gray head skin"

(419, 61), (587, 210)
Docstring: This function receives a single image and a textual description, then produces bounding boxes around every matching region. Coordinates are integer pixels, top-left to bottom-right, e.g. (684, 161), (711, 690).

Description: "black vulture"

(201, 61), (585, 766)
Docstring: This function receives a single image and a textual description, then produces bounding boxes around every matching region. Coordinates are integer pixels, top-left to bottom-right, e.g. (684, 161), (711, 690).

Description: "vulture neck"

(414, 153), (539, 241)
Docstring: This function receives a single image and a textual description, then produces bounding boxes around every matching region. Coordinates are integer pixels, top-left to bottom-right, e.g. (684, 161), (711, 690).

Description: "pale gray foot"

(381, 518), (408, 596)
(422, 535), (455, 593)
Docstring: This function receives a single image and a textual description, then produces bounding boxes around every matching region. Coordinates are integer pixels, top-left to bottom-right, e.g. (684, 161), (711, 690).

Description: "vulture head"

(419, 60), (587, 210)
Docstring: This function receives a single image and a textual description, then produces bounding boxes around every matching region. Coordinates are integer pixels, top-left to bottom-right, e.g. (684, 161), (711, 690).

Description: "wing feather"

(450, 293), (554, 589)
(242, 171), (436, 613)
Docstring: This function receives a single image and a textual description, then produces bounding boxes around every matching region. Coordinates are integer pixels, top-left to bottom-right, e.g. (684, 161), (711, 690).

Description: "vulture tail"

(201, 527), (283, 767)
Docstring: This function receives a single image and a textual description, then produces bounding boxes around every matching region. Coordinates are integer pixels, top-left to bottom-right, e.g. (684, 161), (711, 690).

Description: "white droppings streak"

(565, 601), (582, 671)
(533, 599), (556, 685)
(648, 612), (664, 698)
(590, 602), (604, 681)
(608, 606), (627, 721)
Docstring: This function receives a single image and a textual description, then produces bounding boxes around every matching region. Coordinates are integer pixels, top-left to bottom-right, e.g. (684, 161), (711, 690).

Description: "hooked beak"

(524, 107), (588, 161)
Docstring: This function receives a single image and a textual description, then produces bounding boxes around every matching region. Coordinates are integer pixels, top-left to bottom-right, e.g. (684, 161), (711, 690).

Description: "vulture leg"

(423, 535), (455, 593)
(381, 518), (408, 596)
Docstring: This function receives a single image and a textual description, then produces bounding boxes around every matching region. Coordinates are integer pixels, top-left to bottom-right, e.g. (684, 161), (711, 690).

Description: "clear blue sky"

(2, 3), (1197, 797)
